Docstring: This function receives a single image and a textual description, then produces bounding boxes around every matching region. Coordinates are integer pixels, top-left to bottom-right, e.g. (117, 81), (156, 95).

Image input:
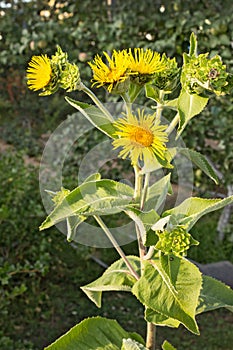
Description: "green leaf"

(145, 309), (180, 328)
(124, 209), (160, 246)
(196, 275), (233, 315)
(179, 148), (219, 184)
(83, 172), (102, 182)
(66, 215), (86, 242)
(65, 96), (116, 138)
(81, 256), (141, 307)
(162, 340), (177, 350)
(145, 174), (172, 211)
(121, 339), (149, 350)
(44, 316), (144, 350)
(189, 32), (198, 57)
(141, 148), (176, 174)
(145, 84), (161, 103)
(163, 196), (233, 230)
(132, 257), (202, 334)
(177, 90), (208, 136)
(129, 83), (143, 102)
(40, 180), (134, 230)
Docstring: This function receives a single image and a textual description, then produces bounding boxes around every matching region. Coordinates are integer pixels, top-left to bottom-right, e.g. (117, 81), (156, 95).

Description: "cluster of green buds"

(155, 225), (199, 257)
(152, 54), (180, 93)
(181, 52), (231, 96)
(27, 46), (81, 96)
(51, 46), (81, 93)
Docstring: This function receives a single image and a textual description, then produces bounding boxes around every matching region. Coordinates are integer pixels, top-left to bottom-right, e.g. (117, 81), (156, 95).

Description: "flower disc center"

(132, 127), (154, 147)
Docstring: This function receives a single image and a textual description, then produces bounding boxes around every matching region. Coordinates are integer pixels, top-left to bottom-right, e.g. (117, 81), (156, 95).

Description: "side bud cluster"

(51, 46), (81, 93)
(181, 53), (231, 96)
(155, 225), (199, 257)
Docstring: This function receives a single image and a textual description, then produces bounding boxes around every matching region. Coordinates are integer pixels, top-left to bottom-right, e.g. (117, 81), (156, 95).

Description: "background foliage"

(0, 0), (232, 349)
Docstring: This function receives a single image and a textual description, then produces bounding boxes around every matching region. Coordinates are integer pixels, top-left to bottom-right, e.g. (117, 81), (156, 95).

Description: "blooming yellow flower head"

(27, 46), (80, 95)
(27, 54), (52, 91)
(128, 48), (166, 85)
(88, 50), (130, 93)
(112, 109), (168, 167)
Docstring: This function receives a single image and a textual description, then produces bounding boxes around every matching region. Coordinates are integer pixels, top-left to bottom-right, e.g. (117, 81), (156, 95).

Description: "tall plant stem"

(81, 83), (114, 122)
(146, 323), (156, 350)
(93, 215), (140, 281)
(134, 167), (156, 349)
(133, 165), (143, 201)
(140, 172), (150, 211)
(133, 165), (146, 261)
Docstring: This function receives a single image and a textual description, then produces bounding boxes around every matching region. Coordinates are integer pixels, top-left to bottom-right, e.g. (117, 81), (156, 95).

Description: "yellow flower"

(27, 54), (52, 91)
(26, 47), (81, 95)
(88, 50), (129, 92)
(112, 109), (168, 167)
(128, 48), (165, 75)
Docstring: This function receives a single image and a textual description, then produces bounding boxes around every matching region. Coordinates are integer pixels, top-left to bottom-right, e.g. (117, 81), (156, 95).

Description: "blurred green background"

(0, 1), (232, 349)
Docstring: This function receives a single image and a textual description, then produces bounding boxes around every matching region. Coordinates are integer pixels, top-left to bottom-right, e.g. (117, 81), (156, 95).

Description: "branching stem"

(93, 215), (140, 281)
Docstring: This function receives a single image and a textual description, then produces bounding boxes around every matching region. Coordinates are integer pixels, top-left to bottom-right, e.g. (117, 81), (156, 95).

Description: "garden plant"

(26, 33), (233, 350)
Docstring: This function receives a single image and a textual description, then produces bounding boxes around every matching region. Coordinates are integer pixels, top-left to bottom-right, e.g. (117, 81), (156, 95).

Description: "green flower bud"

(49, 46), (81, 93)
(155, 226), (199, 257)
(152, 54), (181, 93)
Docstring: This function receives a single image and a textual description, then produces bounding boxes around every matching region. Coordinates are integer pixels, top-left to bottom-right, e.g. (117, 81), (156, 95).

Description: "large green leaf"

(177, 90), (208, 136)
(144, 174), (172, 211)
(179, 148), (219, 184)
(81, 256), (140, 307)
(163, 196), (233, 230)
(196, 275), (233, 315)
(44, 316), (144, 350)
(40, 179), (134, 230)
(132, 257), (202, 334)
(65, 97), (116, 138)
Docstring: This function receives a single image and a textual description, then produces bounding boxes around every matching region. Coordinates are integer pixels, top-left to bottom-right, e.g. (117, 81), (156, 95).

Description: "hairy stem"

(133, 165), (143, 201)
(93, 215), (140, 280)
(166, 112), (180, 135)
(140, 172), (150, 211)
(146, 323), (156, 350)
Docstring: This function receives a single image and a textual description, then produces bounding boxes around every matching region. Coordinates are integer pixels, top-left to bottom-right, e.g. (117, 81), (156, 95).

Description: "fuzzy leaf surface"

(177, 90), (208, 136)
(179, 148), (219, 184)
(81, 256), (140, 307)
(163, 196), (233, 230)
(40, 180), (134, 230)
(65, 97), (116, 138)
(44, 316), (144, 350)
(196, 275), (233, 314)
(132, 257), (202, 334)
